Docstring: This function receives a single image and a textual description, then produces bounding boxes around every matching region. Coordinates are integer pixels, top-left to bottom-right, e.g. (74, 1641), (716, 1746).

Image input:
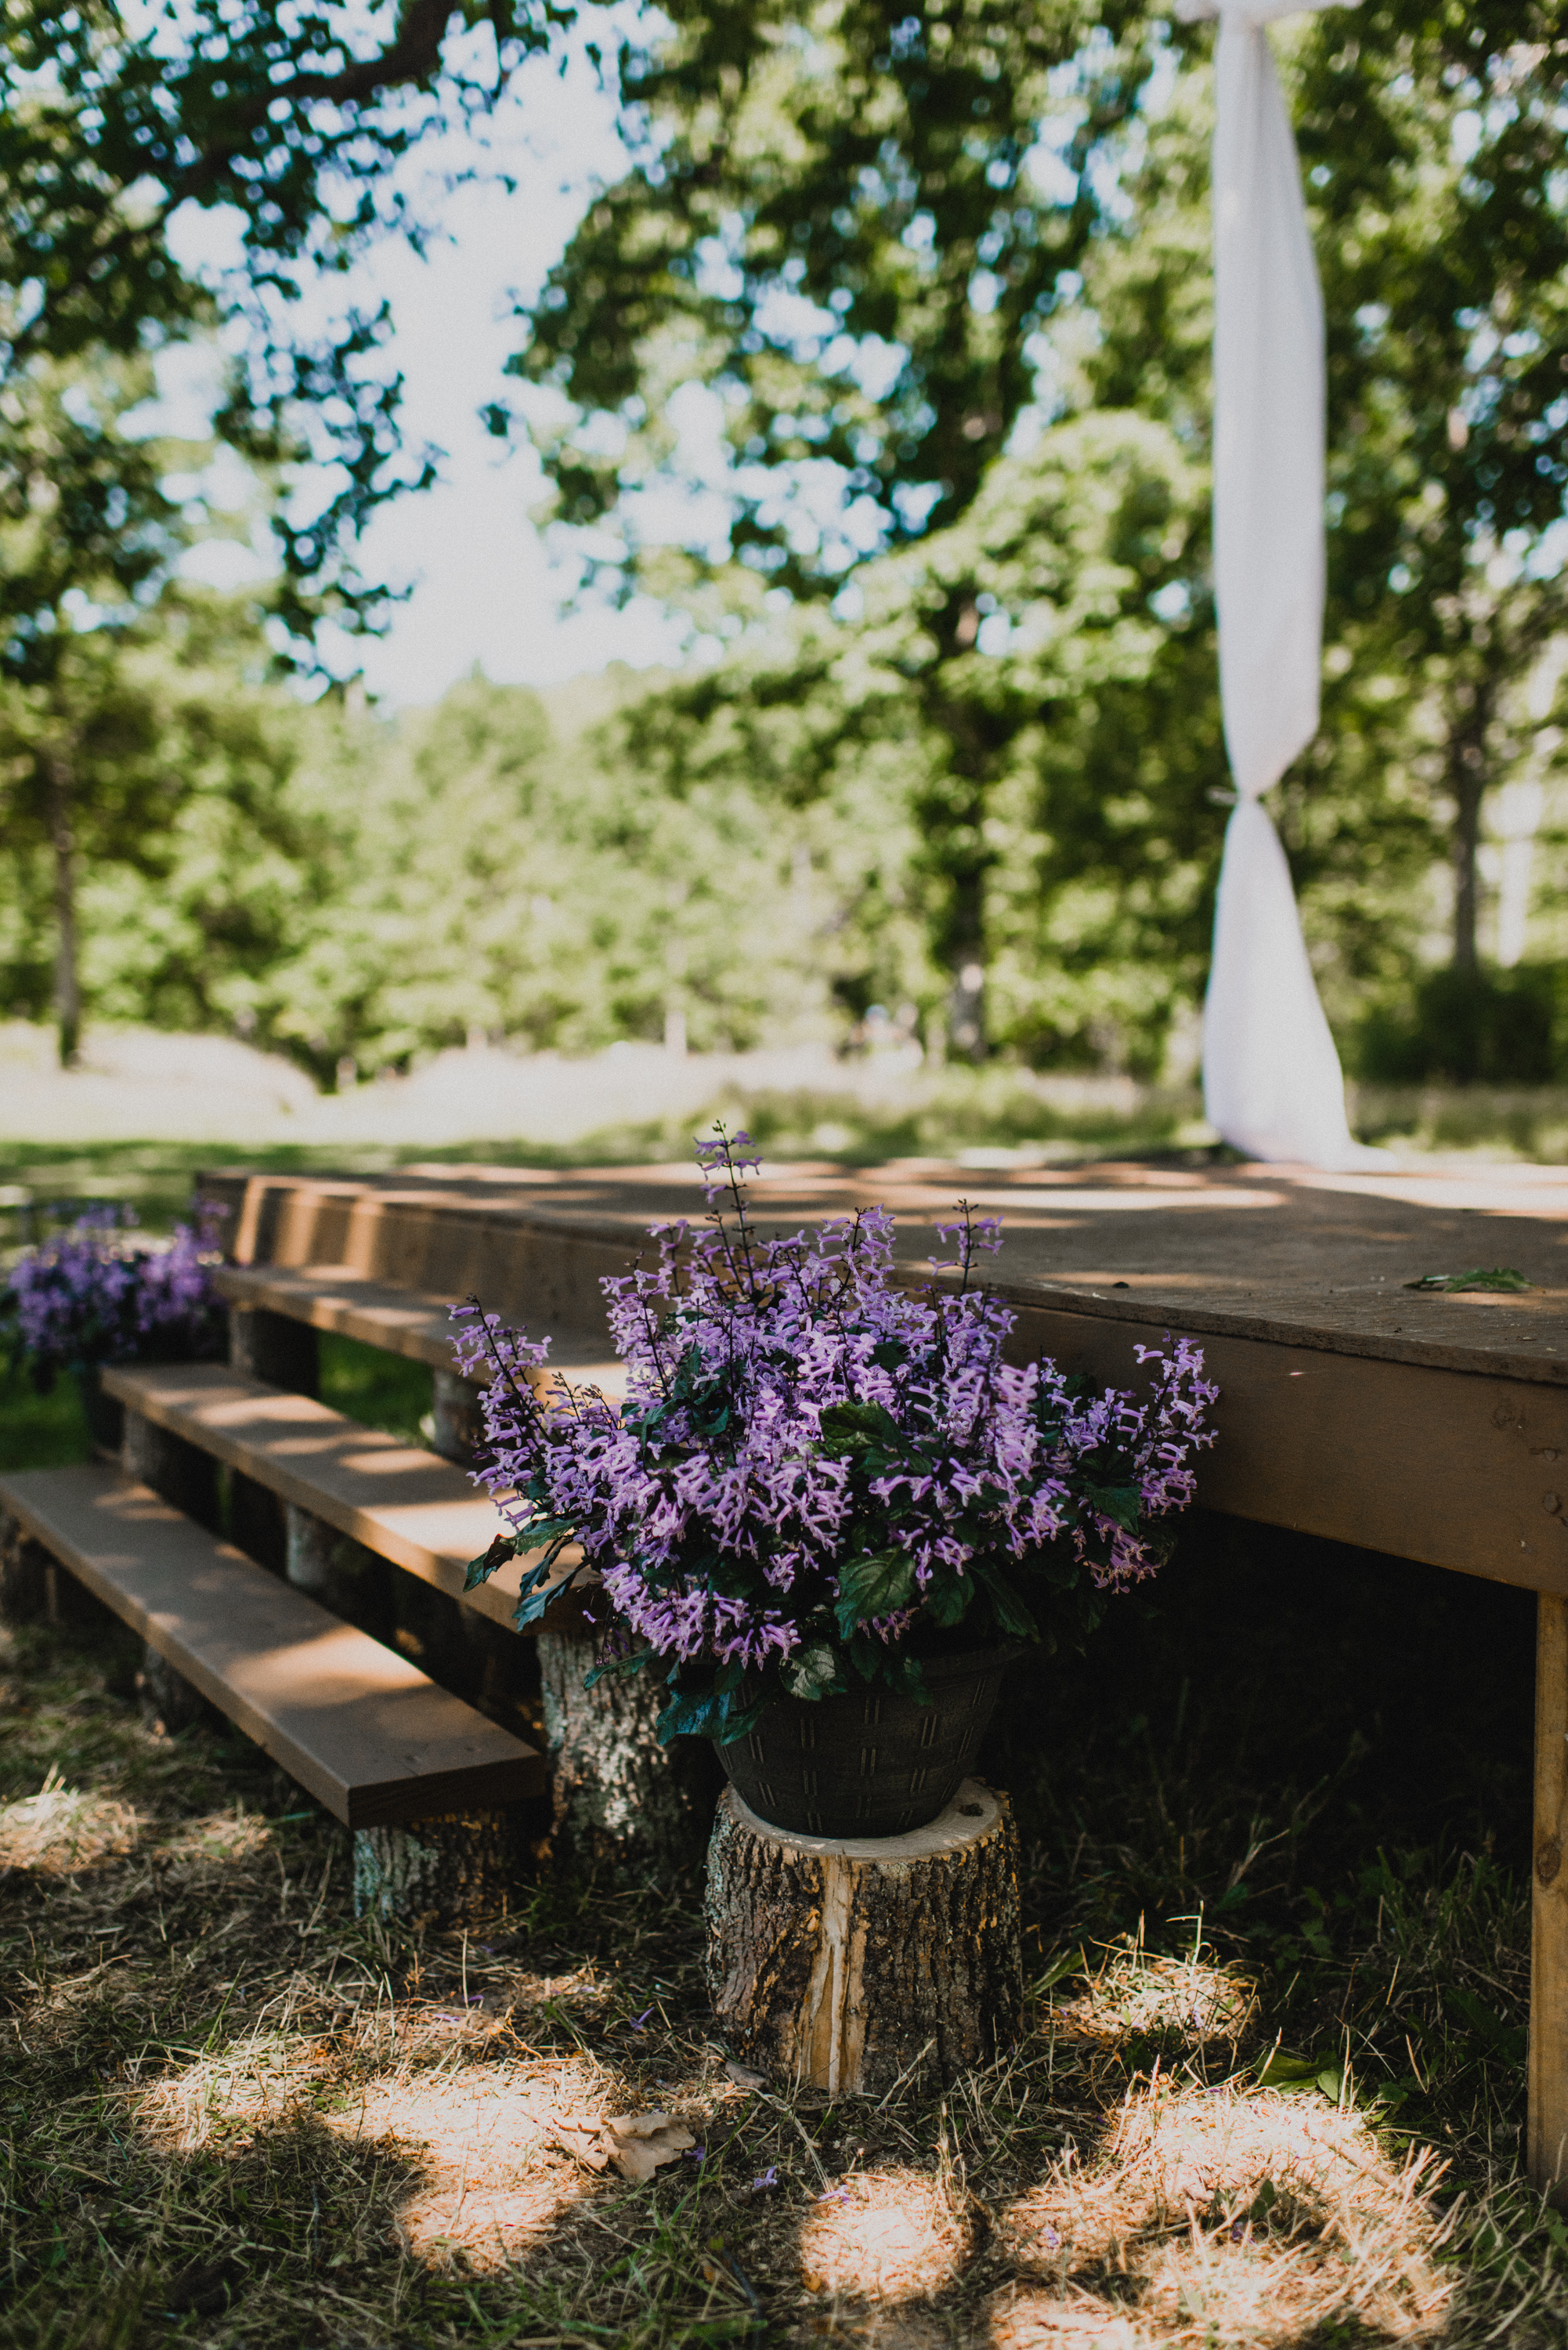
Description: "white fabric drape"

(1181, 0), (1371, 1168)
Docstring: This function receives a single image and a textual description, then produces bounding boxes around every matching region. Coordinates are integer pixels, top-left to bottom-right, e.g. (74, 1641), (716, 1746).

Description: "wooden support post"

(353, 1809), (531, 1929)
(705, 1779), (1022, 2098)
(122, 1408), (222, 1535)
(1533, 1593), (1568, 2203)
(429, 1368), (486, 1465)
(539, 1625), (723, 1885)
(0, 1510), (49, 1622)
(229, 1304), (319, 1396)
(284, 1502), (393, 1643)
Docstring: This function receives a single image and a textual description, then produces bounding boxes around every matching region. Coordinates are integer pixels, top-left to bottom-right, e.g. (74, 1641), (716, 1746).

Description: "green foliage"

(0, 0), (573, 634)
(1357, 964), (1568, 1086)
(512, 0), (1158, 590)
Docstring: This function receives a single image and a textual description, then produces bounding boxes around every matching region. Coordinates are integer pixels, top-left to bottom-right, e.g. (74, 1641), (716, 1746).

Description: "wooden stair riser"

(99, 1362), (582, 1640)
(201, 1173), (631, 1338)
(230, 1303), (320, 1395)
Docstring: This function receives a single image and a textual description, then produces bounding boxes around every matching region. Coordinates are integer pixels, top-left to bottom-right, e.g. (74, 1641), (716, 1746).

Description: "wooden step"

(212, 1261), (626, 1394)
(0, 1464), (544, 1827)
(99, 1362), (586, 1634)
(198, 1170), (641, 1343)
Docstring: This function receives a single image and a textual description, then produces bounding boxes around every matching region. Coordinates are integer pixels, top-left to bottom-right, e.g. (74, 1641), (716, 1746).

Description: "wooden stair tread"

(99, 1362), (583, 1634)
(213, 1262), (626, 1394)
(0, 1463), (543, 1828)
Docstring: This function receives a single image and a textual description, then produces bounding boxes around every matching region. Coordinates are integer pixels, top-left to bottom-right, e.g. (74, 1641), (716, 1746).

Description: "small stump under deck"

(705, 1777), (1021, 2098)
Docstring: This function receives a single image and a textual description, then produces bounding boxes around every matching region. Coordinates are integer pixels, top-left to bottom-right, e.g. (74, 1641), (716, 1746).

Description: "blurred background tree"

(2, 0), (1566, 1093)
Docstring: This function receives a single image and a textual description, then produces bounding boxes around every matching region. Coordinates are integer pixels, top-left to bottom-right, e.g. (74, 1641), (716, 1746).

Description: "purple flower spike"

(453, 1130), (1216, 1737)
(4, 1206), (225, 1387)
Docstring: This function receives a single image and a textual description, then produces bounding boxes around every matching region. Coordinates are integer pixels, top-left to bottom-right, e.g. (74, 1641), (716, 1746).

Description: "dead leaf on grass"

(548, 2109), (696, 2182)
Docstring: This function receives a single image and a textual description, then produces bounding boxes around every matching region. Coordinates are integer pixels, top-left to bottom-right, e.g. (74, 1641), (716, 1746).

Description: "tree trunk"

(47, 752), (81, 1068)
(229, 1306), (319, 1396)
(1448, 687), (1493, 974)
(539, 1625), (723, 1885)
(705, 1778), (1022, 2096)
(0, 1511), (50, 1624)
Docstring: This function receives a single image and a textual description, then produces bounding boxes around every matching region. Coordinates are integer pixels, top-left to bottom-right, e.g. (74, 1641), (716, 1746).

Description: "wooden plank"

(212, 1261), (625, 1393)
(195, 1158), (1568, 1385)
(99, 1362), (587, 1633)
(1006, 1300), (1568, 1597)
(0, 1464), (543, 1828)
(1533, 1593), (1568, 2202)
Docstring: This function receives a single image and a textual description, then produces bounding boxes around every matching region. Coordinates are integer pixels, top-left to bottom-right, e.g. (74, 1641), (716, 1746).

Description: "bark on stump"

(705, 1777), (1022, 2098)
(284, 1502), (393, 1643)
(137, 1642), (222, 1736)
(428, 1369), (486, 1466)
(354, 1808), (531, 1929)
(540, 1625), (722, 1885)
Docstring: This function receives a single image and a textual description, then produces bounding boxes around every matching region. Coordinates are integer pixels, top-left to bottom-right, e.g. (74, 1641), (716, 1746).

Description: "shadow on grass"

(2, 1524), (1567, 2346)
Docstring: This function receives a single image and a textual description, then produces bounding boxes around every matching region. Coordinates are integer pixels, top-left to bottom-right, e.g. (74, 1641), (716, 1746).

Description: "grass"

(3, 1510), (1566, 2347)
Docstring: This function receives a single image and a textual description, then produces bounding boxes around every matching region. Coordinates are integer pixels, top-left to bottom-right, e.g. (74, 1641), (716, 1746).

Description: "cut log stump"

(705, 1777), (1022, 2098)
(540, 1627), (722, 1885)
(353, 1808), (530, 1929)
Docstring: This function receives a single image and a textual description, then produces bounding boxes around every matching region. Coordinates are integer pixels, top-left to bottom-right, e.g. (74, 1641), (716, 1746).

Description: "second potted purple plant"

(457, 1132), (1217, 1838)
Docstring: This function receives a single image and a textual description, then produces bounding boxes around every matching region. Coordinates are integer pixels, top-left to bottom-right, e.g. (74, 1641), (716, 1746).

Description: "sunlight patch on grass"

(1050, 1940), (1256, 2059)
(0, 1766), (140, 1871)
(133, 2030), (337, 2153)
(798, 2164), (974, 2304)
(323, 2054), (610, 2271)
(999, 2077), (1451, 2345)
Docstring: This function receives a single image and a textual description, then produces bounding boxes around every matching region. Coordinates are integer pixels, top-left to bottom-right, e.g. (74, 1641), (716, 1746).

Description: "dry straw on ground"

(0, 1614), (1555, 2347)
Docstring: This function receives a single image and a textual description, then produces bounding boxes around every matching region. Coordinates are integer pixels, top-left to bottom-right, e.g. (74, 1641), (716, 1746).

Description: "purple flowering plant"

(3, 1205), (226, 1390)
(454, 1130), (1217, 1746)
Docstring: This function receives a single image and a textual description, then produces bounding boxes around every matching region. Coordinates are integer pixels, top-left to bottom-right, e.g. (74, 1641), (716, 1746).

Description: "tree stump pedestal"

(705, 1778), (1022, 2097)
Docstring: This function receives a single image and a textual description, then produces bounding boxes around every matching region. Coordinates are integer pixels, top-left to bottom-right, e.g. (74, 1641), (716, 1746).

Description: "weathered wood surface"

(197, 1158), (1568, 1383)
(196, 1159), (1568, 1592)
(706, 1779), (1022, 2096)
(214, 1262), (624, 1394)
(0, 1463), (544, 1826)
(99, 1361), (587, 1634)
(1534, 1593), (1568, 2203)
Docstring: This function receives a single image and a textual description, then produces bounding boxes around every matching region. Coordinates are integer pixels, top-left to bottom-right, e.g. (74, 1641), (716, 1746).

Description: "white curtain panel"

(1180, 0), (1374, 1167)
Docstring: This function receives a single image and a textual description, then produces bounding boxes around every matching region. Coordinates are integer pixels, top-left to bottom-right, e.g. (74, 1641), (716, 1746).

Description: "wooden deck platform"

(197, 1148), (1568, 2189)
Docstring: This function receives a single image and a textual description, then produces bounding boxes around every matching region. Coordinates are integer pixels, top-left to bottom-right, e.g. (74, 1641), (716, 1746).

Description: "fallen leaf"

(546, 2116), (612, 2172)
(1404, 1266), (1531, 1293)
(602, 2110), (697, 2182)
(544, 2107), (695, 2182)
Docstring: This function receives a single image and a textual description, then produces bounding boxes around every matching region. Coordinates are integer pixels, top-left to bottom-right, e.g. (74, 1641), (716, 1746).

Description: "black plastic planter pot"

(714, 1646), (1018, 1839)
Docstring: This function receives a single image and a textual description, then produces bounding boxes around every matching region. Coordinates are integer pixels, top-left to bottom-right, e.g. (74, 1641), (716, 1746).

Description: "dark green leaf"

(465, 1534), (517, 1590)
(833, 1547), (916, 1636)
(818, 1401), (901, 1455)
(782, 1642), (844, 1702)
(975, 1570), (1037, 1640)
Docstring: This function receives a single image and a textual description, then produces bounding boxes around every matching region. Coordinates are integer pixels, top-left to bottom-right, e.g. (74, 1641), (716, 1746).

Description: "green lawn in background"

(0, 1361), (89, 1476)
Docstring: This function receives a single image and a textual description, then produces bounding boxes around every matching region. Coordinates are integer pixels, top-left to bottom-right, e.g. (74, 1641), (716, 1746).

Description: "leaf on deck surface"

(1403, 1267), (1532, 1293)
